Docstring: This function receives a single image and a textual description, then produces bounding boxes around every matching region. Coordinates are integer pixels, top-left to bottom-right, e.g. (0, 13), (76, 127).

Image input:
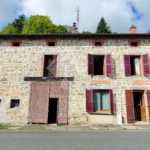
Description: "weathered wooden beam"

(24, 77), (74, 81)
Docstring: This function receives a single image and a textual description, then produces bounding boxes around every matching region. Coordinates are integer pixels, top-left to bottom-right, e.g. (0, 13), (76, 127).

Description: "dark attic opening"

(94, 55), (104, 75)
(48, 42), (55, 46)
(95, 42), (101, 47)
(13, 42), (20, 46)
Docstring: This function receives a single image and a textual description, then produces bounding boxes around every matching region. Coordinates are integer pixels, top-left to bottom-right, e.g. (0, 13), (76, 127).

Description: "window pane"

(101, 92), (109, 110)
(134, 58), (140, 75)
(95, 42), (101, 47)
(93, 92), (100, 110)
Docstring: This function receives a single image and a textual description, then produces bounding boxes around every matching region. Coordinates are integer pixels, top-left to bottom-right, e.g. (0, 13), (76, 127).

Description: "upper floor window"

(46, 40), (57, 47)
(88, 54), (112, 76)
(128, 40), (140, 48)
(11, 41), (22, 47)
(10, 99), (20, 108)
(92, 40), (104, 48)
(124, 54), (150, 76)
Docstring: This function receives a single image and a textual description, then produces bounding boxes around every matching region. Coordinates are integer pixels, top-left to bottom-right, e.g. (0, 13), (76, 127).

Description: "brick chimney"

(129, 25), (137, 33)
(72, 22), (78, 34)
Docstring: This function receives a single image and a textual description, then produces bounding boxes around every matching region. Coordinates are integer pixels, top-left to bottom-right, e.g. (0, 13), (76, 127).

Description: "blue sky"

(0, 0), (150, 33)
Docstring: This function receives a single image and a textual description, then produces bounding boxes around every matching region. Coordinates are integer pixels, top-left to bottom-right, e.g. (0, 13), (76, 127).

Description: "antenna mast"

(77, 6), (79, 30)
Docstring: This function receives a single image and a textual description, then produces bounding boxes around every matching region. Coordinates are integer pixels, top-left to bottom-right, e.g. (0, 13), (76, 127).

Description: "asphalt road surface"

(0, 130), (150, 150)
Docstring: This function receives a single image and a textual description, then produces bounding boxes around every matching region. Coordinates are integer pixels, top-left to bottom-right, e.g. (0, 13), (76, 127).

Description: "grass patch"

(38, 127), (45, 130)
(123, 127), (127, 130)
(57, 124), (62, 126)
(107, 128), (109, 130)
(0, 125), (9, 130)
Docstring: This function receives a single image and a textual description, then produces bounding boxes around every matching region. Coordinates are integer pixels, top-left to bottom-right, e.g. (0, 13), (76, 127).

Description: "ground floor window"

(93, 90), (110, 112)
(10, 99), (20, 108)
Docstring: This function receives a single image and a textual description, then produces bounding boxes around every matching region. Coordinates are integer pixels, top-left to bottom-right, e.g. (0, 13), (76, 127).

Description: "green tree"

(148, 30), (150, 34)
(96, 17), (112, 33)
(12, 14), (27, 33)
(22, 15), (67, 34)
(82, 31), (92, 34)
(1, 24), (17, 34)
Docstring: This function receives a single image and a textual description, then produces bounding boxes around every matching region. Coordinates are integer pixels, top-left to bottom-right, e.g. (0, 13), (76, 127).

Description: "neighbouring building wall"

(0, 38), (150, 125)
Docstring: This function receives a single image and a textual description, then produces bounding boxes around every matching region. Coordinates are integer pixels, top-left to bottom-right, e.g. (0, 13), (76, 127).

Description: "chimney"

(129, 25), (137, 34)
(72, 22), (78, 34)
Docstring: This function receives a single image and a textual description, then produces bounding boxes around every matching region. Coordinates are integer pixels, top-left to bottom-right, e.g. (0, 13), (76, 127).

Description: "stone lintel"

(82, 85), (118, 89)
(129, 87), (148, 90)
(24, 77), (74, 81)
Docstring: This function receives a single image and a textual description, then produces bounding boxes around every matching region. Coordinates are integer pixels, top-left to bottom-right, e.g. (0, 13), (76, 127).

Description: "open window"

(44, 55), (57, 77)
(10, 41), (22, 47)
(46, 40), (57, 47)
(88, 54), (112, 76)
(92, 40), (104, 48)
(128, 40), (140, 48)
(86, 90), (113, 113)
(10, 99), (20, 108)
(124, 54), (150, 76)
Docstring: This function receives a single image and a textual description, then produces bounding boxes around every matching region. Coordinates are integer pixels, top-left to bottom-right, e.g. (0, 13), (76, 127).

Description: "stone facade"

(0, 35), (150, 125)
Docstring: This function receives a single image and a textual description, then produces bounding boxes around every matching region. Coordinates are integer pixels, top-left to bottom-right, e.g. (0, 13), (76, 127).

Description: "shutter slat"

(142, 54), (150, 75)
(110, 90), (113, 114)
(124, 55), (131, 76)
(146, 90), (150, 122)
(86, 90), (93, 112)
(106, 54), (112, 75)
(125, 90), (134, 123)
(88, 54), (94, 75)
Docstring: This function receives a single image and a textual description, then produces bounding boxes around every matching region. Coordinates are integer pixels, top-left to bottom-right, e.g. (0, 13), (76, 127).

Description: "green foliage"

(22, 15), (67, 34)
(96, 17), (112, 33)
(148, 30), (150, 34)
(1, 24), (17, 34)
(113, 32), (118, 34)
(0, 125), (9, 130)
(57, 124), (62, 126)
(82, 31), (92, 34)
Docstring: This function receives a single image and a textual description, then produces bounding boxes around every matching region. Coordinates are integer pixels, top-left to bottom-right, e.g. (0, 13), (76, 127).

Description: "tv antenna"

(77, 6), (79, 30)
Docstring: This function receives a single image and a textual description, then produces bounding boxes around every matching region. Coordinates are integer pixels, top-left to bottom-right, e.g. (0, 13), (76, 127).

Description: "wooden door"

(28, 82), (50, 123)
(140, 92), (146, 121)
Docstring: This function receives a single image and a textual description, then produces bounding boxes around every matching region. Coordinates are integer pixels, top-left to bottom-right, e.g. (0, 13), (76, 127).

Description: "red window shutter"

(88, 54), (94, 75)
(125, 90), (134, 123)
(110, 90), (113, 114)
(146, 90), (150, 122)
(86, 90), (93, 112)
(105, 54), (112, 76)
(142, 54), (150, 75)
(124, 55), (131, 76)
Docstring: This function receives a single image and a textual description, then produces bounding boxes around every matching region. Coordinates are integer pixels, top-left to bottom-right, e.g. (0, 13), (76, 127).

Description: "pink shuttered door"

(147, 90), (150, 122)
(124, 55), (131, 76)
(110, 90), (114, 114)
(105, 54), (112, 76)
(88, 54), (94, 75)
(28, 82), (49, 123)
(125, 90), (134, 123)
(86, 90), (93, 112)
(142, 54), (150, 75)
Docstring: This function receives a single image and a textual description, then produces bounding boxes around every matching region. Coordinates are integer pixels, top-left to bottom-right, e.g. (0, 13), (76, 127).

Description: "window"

(128, 40), (140, 48)
(93, 91), (110, 112)
(0, 99), (1, 105)
(10, 99), (20, 108)
(88, 54), (112, 76)
(10, 41), (22, 47)
(46, 40), (57, 47)
(44, 55), (57, 77)
(124, 54), (150, 76)
(95, 42), (102, 47)
(86, 90), (113, 113)
(92, 40), (104, 48)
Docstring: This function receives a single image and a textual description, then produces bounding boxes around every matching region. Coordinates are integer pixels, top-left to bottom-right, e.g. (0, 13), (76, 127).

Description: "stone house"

(0, 25), (150, 125)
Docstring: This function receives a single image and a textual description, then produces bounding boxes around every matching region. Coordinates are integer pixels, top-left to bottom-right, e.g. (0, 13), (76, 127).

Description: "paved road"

(0, 130), (150, 150)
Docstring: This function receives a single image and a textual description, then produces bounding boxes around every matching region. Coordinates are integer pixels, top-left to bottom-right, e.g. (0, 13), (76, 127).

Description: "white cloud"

(1, 0), (150, 33)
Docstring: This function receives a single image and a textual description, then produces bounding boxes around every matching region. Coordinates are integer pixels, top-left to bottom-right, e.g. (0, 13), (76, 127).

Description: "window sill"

(89, 112), (112, 115)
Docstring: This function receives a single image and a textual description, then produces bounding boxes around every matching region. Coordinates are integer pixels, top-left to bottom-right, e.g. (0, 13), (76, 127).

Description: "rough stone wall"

(0, 38), (150, 125)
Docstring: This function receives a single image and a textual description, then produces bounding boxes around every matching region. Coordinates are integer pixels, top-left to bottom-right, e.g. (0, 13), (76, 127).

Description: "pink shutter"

(105, 54), (112, 75)
(110, 90), (113, 114)
(88, 54), (94, 75)
(147, 90), (150, 122)
(142, 54), (150, 75)
(124, 55), (131, 76)
(86, 90), (93, 112)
